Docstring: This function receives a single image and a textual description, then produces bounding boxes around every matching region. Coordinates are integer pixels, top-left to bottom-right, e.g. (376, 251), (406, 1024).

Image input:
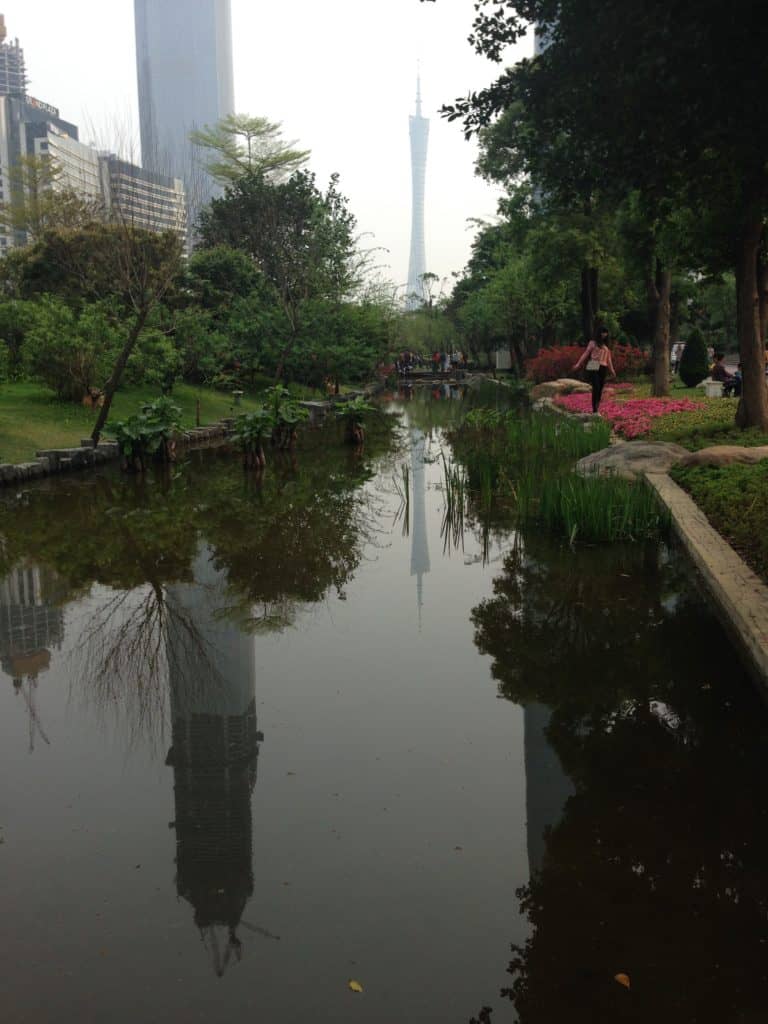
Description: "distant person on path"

(671, 342), (683, 374)
(573, 326), (617, 413)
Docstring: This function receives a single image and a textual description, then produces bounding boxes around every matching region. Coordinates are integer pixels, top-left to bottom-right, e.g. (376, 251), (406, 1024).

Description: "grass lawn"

(672, 460), (768, 582)
(0, 381), (269, 465)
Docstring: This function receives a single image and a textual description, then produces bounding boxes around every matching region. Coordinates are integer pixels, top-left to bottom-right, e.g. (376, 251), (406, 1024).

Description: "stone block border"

(646, 472), (768, 693)
(0, 385), (382, 488)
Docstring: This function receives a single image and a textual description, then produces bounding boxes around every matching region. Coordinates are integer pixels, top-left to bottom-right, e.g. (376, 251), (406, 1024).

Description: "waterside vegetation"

(449, 407), (667, 544)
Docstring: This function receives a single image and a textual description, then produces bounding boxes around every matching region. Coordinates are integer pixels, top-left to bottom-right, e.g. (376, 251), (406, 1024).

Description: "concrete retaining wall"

(647, 472), (768, 692)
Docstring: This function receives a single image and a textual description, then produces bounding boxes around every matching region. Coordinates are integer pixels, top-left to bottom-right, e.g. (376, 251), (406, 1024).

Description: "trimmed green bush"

(679, 328), (709, 387)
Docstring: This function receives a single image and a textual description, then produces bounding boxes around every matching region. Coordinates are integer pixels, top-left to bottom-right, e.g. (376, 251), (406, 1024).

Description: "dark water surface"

(1, 389), (767, 1023)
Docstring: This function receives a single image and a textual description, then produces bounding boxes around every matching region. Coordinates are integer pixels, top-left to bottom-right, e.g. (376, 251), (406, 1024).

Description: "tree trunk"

(735, 218), (768, 430)
(647, 258), (672, 398)
(580, 266), (599, 344)
(758, 252), (768, 347)
(511, 336), (526, 377)
(91, 308), (149, 445)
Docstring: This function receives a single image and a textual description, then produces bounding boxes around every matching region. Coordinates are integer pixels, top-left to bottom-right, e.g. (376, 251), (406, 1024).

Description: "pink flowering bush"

(526, 343), (646, 383)
(554, 393), (703, 439)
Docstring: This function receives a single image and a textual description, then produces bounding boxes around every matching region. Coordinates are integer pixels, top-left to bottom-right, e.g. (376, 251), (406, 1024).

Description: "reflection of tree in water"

(470, 535), (768, 1022)
(0, 437), (396, 976)
(77, 582), (218, 750)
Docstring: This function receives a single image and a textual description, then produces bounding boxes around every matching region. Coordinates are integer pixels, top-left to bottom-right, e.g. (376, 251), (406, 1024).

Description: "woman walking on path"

(573, 326), (617, 413)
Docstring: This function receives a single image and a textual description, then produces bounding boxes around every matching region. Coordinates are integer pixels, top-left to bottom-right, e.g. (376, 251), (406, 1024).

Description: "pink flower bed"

(554, 393), (703, 438)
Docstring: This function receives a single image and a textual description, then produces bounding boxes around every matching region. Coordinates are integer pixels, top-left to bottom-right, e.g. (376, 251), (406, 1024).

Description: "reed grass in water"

(518, 472), (670, 543)
(453, 409), (666, 543)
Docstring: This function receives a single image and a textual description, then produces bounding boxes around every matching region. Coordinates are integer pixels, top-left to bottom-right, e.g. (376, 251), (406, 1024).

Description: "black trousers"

(587, 365), (608, 412)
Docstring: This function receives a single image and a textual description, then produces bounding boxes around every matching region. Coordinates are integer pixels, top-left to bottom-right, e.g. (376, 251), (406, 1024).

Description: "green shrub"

(112, 396), (182, 470)
(679, 328), (709, 387)
(24, 297), (120, 402)
(264, 385), (309, 448)
(334, 395), (376, 443)
(231, 406), (274, 467)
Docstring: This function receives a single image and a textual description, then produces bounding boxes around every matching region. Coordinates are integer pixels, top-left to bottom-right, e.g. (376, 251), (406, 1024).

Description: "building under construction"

(0, 14), (26, 97)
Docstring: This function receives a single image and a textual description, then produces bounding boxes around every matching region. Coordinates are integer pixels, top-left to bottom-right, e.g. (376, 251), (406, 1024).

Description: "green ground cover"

(0, 382), (269, 465)
(672, 460), (768, 582)
(614, 379), (768, 450)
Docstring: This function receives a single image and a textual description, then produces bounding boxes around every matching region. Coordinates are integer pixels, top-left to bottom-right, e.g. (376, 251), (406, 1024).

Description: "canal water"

(1, 388), (767, 1023)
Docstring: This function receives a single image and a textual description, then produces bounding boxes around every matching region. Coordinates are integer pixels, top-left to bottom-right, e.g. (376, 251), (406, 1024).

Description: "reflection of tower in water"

(409, 428), (431, 627)
(165, 545), (262, 976)
(0, 564), (65, 750)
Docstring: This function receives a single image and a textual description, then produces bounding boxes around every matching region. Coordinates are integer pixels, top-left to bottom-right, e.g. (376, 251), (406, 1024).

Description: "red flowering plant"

(525, 343), (647, 383)
(554, 393), (703, 439)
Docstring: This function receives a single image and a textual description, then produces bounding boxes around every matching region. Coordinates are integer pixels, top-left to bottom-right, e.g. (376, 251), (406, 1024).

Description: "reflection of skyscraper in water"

(165, 545), (261, 975)
(0, 564), (65, 750)
(409, 428), (431, 627)
(524, 703), (574, 876)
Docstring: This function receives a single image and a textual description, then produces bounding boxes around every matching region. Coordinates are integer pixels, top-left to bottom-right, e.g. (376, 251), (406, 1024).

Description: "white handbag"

(586, 358), (601, 371)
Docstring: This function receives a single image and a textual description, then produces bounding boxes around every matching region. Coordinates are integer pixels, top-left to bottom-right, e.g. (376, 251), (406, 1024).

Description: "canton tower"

(406, 75), (430, 307)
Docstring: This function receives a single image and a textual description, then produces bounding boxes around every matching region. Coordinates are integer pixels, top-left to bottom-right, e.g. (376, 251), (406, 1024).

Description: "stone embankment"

(0, 386), (381, 487)
(575, 438), (768, 691)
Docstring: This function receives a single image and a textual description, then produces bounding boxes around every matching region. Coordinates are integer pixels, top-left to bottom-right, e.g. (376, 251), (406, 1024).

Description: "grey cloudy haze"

(4, 0), (530, 289)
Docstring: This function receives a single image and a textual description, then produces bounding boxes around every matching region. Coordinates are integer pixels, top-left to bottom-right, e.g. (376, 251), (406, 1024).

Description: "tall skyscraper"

(406, 75), (429, 308)
(0, 14), (26, 96)
(134, 0), (235, 212)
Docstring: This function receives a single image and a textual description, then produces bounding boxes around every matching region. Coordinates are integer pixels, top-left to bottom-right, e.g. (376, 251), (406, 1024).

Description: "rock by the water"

(576, 442), (689, 480)
(530, 378), (591, 400)
(678, 445), (768, 468)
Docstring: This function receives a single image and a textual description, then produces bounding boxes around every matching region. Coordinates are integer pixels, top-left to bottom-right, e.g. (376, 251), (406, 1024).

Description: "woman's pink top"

(575, 340), (613, 370)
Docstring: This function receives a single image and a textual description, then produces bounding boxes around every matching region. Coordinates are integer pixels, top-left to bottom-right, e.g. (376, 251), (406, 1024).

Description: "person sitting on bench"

(711, 352), (736, 395)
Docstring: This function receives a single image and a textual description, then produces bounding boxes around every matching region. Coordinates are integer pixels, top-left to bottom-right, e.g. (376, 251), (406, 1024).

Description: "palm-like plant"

(334, 396), (376, 445)
(231, 406), (275, 468)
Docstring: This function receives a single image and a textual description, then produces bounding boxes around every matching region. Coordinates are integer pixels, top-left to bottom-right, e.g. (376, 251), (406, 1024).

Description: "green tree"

(0, 154), (103, 244)
(198, 170), (360, 381)
(10, 223), (184, 438)
(0, 299), (34, 377)
(436, 0), (768, 427)
(24, 297), (121, 401)
(190, 113), (309, 185)
(679, 328), (709, 388)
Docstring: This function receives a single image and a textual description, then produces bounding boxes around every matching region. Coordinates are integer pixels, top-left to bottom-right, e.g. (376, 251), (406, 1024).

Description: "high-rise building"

(0, 93), (80, 250)
(134, 0), (235, 214)
(99, 154), (187, 241)
(0, 14), (26, 96)
(34, 125), (104, 206)
(406, 75), (430, 309)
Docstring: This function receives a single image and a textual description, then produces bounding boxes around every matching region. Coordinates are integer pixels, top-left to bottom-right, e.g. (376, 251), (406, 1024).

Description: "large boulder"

(678, 445), (768, 468)
(530, 377), (591, 400)
(576, 441), (689, 480)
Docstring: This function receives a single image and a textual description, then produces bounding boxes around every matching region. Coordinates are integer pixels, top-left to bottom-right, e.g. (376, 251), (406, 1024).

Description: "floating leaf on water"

(348, 980), (364, 994)
(614, 973), (631, 989)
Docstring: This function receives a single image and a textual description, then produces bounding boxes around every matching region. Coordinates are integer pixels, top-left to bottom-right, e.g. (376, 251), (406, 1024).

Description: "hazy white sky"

(3, 0), (530, 289)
